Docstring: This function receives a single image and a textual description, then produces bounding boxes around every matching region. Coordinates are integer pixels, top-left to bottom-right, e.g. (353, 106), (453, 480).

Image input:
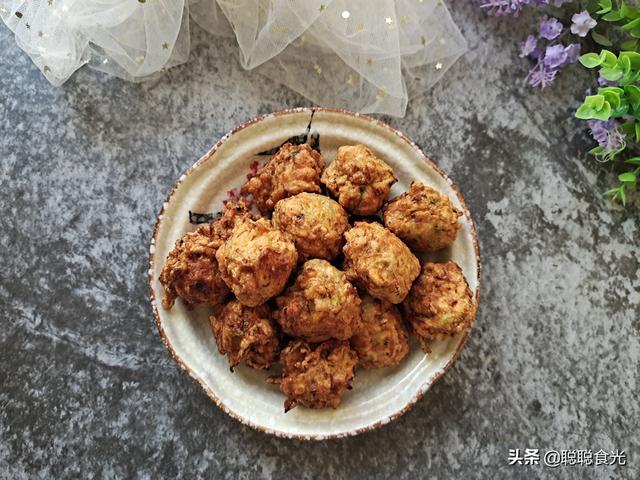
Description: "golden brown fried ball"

(321, 145), (397, 215)
(159, 223), (229, 310)
(384, 181), (462, 252)
(211, 199), (253, 243)
(216, 218), (298, 307)
(269, 339), (358, 411)
(210, 300), (279, 370)
(274, 259), (361, 342)
(351, 295), (410, 368)
(343, 222), (420, 304)
(272, 193), (349, 261)
(403, 261), (476, 341)
(241, 143), (325, 214)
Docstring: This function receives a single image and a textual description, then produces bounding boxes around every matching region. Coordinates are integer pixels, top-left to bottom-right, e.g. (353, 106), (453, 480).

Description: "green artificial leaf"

(620, 187), (627, 205)
(600, 67), (625, 81)
(619, 51), (640, 69)
(585, 94), (606, 109)
(636, 122), (640, 141)
(619, 171), (637, 182)
(599, 87), (622, 109)
(625, 156), (640, 164)
(624, 85), (640, 110)
(579, 52), (603, 68)
(603, 10), (624, 21)
(621, 1), (640, 19)
(576, 100), (612, 120)
(622, 17), (640, 30)
(592, 31), (614, 46)
(589, 145), (606, 155)
(600, 49), (619, 67)
(620, 38), (639, 50)
(597, 0), (612, 13)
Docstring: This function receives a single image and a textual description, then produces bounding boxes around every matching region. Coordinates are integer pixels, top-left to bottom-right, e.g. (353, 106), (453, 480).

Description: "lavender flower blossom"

(564, 43), (581, 64)
(539, 16), (563, 40)
(571, 11), (597, 37)
(588, 120), (625, 160)
(527, 62), (558, 88)
(479, 0), (571, 16)
(520, 35), (539, 58)
(543, 45), (568, 68)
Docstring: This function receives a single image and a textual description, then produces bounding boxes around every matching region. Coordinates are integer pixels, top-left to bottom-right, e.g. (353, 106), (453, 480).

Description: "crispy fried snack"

(216, 218), (298, 307)
(384, 181), (462, 252)
(321, 144), (397, 215)
(211, 199), (253, 243)
(241, 143), (325, 214)
(272, 193), (349, 261)
(159, 224), (229, 310)
(351, 295), (409, 368)
(343, 222), (420, 304)
(210, 300), (279, 370)
(274, 259), (361, 342)
(269, 339), (358, 411)
(403, 261), (476, 342)
(159, 201), (252, 310)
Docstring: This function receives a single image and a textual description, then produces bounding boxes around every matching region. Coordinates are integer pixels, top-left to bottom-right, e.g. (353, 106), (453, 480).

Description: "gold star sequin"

(48, 0), (53, 5)
(136, 54), (145, 63)
(355, 23), (365, 31)
(0, 7), (7, 13)
(341, 10), (350, 19)
(43, 65), (51, 73)
(38, 30), (44, 37)
(376, 90), (386, 100)
(400, 15), (409, 26)
(435, 62), (443, 70)
(385, 17), (393, 25)
(162, 42), (169, 49)
(421, 35), (427, 46)
(313, 64), (322, 75)
(439, 37), (446, 45)
(367, 58), (373, 65)
(319, 4), (326, 12)
(346, 74), (355, 86)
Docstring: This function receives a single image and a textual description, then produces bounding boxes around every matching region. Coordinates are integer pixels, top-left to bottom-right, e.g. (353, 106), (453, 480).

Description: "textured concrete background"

(1, 2), (638, 479)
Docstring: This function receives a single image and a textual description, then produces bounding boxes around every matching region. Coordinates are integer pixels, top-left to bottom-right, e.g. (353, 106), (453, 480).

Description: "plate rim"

(147, 107), (482, 440)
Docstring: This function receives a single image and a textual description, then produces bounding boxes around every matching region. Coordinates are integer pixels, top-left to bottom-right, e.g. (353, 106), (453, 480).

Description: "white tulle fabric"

(1, 0), (466, 116)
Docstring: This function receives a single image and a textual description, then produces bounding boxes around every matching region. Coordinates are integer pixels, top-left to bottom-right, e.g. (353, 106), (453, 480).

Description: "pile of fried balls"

(160, 143), (476, 412)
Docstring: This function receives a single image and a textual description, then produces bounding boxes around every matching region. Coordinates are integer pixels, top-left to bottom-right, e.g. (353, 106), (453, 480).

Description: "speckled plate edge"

(147, 107), (481, 440)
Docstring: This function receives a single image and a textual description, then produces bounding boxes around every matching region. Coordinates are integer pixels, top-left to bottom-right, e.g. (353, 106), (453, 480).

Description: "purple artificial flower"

(543, 44), (568, 68)
(564, 43), (581, 64)
(520, 35), (538, 58)
(479, 0), (571, 16)
(571, 11), (597, 37)
(527, 62), (558, 88)
(539, 16), (563, 40)
(588, 120), (625, 159)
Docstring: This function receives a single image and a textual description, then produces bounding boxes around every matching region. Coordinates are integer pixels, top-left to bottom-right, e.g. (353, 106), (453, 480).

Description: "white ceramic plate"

(148, 108), (480, 440)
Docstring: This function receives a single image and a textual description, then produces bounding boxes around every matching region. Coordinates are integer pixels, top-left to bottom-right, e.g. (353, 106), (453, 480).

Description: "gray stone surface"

(1, 2), (638, 479)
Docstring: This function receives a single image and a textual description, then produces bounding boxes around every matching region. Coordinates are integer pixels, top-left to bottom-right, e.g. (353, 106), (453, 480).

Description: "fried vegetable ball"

(321, 144), (397, 215)
(241, 143), (325, 214)
(269, 339), (358, 411)
(216, 218), (298, 307)
(272, 193), (349, 261)
(210, 300), (279, 370)
(384, 181), (462, 252)
(274, 259), (361, 342)
(343, 222), (420, 304)
(159, 223), (229, 310)
(211, 199), (253, 243)
(403, 261), (476, 341)
(351, 295), (410, 368)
